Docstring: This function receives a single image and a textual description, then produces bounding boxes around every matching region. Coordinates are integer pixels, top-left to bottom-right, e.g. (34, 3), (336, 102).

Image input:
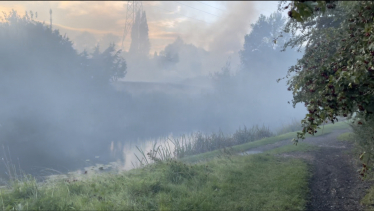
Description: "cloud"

(163, 5), (181, 15)
(144, 1), (162, 7)
(56, 1), (125, 17)
(154, 17), (187, 28)
(0, 1), (274, 59)
(0, 5), (26, 16)
(149, 31), (180, 38)
(188, 1), (258, 53)
(53, 22), (120, 35)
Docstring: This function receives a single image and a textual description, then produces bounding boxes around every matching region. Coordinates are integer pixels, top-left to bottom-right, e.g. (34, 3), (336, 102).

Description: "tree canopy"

(278, 1), (374, 146)
(239, 11), (298, 79)
(240, 12), (290, 69)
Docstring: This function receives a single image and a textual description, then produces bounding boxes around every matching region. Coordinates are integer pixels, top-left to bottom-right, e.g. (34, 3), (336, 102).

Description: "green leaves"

(285, 1), (336, 23)
(291, 9), (304, 22)
(368, 42), (374, 50)
(280, 1), (374, 142)
(294, 1), (314, 21)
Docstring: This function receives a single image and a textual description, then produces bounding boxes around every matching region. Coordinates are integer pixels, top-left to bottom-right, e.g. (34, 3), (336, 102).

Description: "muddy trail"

(246, 128), (373, 211)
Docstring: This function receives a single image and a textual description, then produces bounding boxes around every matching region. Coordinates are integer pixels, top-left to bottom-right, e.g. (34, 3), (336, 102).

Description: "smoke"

(124, 3), (260, 82)
(0, 4), (307, 180)
(206, 2), (258, 53)
(73, 31), (98, 52)
(169, 1), (259, 77)
(98, 33), (121, 51)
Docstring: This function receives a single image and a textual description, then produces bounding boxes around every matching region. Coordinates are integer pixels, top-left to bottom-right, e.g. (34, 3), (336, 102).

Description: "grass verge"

(266, 142), (319, 155)
(0, 153), (309, 211)
(181, 121), (350, 163)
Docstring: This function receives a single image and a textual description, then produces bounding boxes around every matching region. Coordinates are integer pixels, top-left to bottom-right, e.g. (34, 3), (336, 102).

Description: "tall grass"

(0, 145), (26, 186)
(276, 118), (303, 135)
(190, 125), (274, 155)
(133, 124), (274, 166)
(136, 118), (350, 166)
(131, 119), (350, 168)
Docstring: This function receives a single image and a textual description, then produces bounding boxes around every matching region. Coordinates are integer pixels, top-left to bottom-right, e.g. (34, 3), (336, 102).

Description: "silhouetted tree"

(156, 37), (207, 74)
(239, 12), (293, 73)
(157, 38), (181, 69)
(0, 10), (128, 169)
(82, 44), (127, 87)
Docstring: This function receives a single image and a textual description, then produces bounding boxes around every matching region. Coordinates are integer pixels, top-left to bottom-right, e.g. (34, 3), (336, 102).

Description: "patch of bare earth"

(278, 129), (373, 211)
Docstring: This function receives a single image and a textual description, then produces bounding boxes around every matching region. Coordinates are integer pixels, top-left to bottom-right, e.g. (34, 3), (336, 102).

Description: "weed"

(1, 145), (24, 183)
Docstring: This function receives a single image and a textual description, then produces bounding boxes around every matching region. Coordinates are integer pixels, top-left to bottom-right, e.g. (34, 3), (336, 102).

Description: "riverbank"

(1, 121), (360, 210)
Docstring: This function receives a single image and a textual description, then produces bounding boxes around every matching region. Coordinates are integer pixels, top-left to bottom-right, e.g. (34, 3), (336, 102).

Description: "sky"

(0, 1), (281, 54)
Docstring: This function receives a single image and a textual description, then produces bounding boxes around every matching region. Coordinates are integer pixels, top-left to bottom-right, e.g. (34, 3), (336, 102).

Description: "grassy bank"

(266, 142), (319, 155)
(0, 153), (309, 211)
(181, 121), (350, 163)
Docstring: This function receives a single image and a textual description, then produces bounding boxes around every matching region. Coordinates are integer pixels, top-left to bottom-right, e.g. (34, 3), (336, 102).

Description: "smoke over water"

(0, 2), (306, 181)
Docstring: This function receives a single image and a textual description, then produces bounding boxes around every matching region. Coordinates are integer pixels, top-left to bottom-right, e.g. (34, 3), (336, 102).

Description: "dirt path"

(246, 128), (373, 211)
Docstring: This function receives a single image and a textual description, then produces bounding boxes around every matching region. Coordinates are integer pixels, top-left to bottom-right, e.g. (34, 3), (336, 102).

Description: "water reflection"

(110, 133), (178, 170)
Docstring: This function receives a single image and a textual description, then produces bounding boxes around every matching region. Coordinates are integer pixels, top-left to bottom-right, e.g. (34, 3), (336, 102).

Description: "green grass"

(336, 132), (355, 142)
(307, 120), (351, 135)
(0, 154), (310, 211)
(266, 142), (319, 155)
(180, 121), (350, 163)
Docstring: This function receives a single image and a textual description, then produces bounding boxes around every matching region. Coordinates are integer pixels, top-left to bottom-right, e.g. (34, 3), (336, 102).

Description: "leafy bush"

(280, 1), (374, 142)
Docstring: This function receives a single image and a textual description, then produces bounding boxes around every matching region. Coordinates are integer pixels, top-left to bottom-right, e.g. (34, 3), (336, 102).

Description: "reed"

(276, 118), (303, 136)
(135, 124), (274, 165)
